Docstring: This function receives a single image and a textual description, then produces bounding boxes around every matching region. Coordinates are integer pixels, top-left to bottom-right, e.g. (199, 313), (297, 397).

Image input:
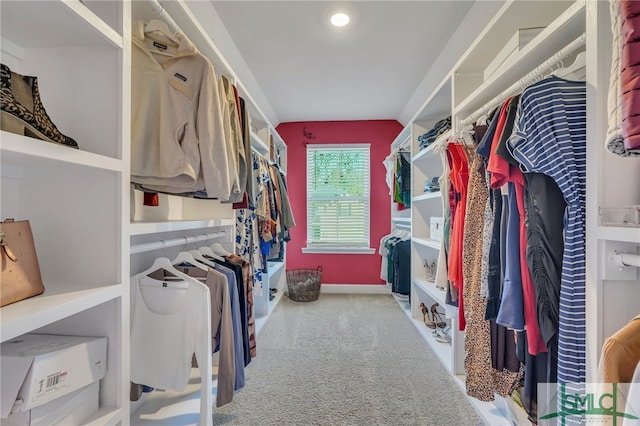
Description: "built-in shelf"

(392, 217), (412, 223)
(412, 237), (441, 250)
(413, 278), (447, 306)
(402, 308), (453, 373)
(0, 132), (124, 172)
(0, 284), (123, 342)
(453, 376), (514, 426)
(597, 225), (640, 243)
(84, 406), (120, 426)
(130, 219), (235, 235)
(413, 192), (442, 202)
(250, 130), (269, 154)
(268, 261), (285, 275)
(455, 0), (585, 118)
(1, 0), (123, 49)
(412, 142), (439, 163)
(391, 127), (411, 149)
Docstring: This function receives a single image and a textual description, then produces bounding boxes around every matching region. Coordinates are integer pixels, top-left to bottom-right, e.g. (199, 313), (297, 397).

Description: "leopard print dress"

(463, 152), (522, 401)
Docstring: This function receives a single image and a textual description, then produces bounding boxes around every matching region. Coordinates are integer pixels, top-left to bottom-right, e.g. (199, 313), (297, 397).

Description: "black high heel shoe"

(419, 302), (436, 329)
(0, 63), (79, 148)
(430, 303), (447, 328)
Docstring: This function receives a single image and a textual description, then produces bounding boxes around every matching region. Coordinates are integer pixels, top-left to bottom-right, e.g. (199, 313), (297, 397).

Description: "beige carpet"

(211, 294), (480, 425)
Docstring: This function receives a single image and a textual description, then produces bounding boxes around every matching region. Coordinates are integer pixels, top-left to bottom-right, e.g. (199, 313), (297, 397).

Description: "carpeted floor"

(212, 294), (480, 426)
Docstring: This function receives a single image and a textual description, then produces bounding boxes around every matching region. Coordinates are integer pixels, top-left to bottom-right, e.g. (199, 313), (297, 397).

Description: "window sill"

(302, 247), (376, 254)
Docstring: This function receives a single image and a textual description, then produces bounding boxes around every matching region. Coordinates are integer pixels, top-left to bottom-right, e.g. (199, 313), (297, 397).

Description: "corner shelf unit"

(0, 1), (130, 424)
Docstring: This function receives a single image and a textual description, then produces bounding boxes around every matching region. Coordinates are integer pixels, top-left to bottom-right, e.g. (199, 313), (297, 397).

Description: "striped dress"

(508, 76), (587, 384)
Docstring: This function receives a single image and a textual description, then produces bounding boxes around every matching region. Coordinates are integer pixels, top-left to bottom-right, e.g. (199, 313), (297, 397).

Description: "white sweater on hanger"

(131, 20), (236, 199)
(131, 274), (212, 425)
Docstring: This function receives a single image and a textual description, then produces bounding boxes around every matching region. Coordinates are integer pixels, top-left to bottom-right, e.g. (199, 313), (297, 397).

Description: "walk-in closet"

(1, 1), (638, 425)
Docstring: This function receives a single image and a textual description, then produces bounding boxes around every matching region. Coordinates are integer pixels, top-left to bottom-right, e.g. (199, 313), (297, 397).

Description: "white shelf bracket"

(602, 241), (639, 281)
(610, 251), (640, 269)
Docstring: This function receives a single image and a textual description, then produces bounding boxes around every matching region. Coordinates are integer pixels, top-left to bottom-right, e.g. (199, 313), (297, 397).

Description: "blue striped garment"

(508, 76), (587, 385)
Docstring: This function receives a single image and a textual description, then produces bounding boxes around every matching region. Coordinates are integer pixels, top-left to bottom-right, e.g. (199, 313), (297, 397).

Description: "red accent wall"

(276, 120), (403, 285)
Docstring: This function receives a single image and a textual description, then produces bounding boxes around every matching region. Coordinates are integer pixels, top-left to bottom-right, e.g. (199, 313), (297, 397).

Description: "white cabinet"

(0, 1), (130, 424)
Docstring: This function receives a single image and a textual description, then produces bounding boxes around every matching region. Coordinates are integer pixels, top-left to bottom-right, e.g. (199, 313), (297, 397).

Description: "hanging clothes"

(487, 97), (525, 333)
(598, 315), (640, 384)
(507, 75), (587, 385)
(391, 239), (412, 295)
(176, 265), (236, 407)
(447, 142), (470, 328)
(130, 271), (212, 422)
(207, 260), (246, 390)
(208, 256), (251, 367)
(220, 75), (246, 203)
(462, 141), (521, 402)
(619, 0), (640, 155)
(130, 21), (235, 199)
(236, 206), (263, 290)
(227, 254), (257, 359)
(379, 231), (408, 284)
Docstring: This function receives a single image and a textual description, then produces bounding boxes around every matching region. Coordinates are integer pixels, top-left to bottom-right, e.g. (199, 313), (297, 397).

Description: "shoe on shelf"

(435, 325), (452, 343)
(423, 259), (437, 282)
(270, 288), (277, 294)
(1, 63), (79, 149)
(423, 177), (440, 193)
(430, 303), (447, 328)
(419, 302), (436, 329)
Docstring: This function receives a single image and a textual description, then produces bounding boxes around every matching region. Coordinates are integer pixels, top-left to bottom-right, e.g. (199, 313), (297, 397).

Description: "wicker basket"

(286, 267), (322, 302)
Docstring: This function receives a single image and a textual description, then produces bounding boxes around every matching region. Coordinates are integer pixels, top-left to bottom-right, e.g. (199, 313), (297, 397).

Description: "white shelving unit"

(0, 1), (130, 424)
(584, 0), (640, 380)
(126, 1), (290, 424)
(384, 1), (629, 424)
(404, 73), (464, 380)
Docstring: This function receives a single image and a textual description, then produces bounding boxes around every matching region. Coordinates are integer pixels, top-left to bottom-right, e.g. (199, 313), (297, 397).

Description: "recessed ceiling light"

(330, 12), (350, 27)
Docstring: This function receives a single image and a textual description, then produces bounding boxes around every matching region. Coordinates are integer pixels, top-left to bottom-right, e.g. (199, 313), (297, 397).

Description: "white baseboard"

(320, 284), (391, 294)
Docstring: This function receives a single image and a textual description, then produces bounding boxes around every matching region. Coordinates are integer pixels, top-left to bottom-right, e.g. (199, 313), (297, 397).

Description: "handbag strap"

(0, 231), (18, 262)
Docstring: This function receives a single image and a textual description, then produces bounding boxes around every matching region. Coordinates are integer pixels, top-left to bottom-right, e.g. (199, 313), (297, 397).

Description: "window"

(304, 144), (374, 254)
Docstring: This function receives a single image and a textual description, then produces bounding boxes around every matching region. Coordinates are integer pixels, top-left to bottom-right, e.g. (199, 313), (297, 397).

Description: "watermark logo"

(539, 383), (639, 425)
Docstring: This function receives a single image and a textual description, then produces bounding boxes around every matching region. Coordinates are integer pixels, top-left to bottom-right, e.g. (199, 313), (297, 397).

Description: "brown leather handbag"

(0, 218), (45, 307)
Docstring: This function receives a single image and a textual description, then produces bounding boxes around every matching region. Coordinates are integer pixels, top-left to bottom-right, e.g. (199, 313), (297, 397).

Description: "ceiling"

(209, 1), (477, 125)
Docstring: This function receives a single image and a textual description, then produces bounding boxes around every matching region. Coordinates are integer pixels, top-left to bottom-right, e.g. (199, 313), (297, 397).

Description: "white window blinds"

(306, 144), (371, 250)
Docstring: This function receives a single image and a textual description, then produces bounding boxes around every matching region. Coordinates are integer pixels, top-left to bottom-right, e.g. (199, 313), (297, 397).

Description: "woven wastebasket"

(286, 266), (322, 302)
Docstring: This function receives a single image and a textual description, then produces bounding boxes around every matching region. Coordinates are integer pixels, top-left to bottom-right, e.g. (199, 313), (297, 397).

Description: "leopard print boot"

(1, 63), (79, 149)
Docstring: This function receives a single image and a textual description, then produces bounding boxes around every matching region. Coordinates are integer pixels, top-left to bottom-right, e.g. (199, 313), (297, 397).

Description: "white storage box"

(484, 27), (545, 81)
(1, 381), (99, 426)
(1, 334), (107, 418)
(430, 217), (444, 242)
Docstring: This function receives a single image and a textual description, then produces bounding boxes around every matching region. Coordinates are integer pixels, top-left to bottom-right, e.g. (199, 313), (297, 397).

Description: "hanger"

(144, 19), (180, 45)
(199, 246), (225, 262)
(138, 256), (202, 285)
(554, 51), (586, 81)
(210, 243), (233, 257)
(172, 251), (208, 271)
(189, 249), (221, 267)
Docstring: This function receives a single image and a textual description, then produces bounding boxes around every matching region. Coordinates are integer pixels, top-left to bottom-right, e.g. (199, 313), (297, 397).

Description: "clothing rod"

(392, 217), (411, 222)
(144, 0), (237, 86)
(611, 251), (640, 268)
(462, 33), (586, 127)
(146, 0), (180, 34)
(130, 231), (226, 255)
(394, 223), (411, 230)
